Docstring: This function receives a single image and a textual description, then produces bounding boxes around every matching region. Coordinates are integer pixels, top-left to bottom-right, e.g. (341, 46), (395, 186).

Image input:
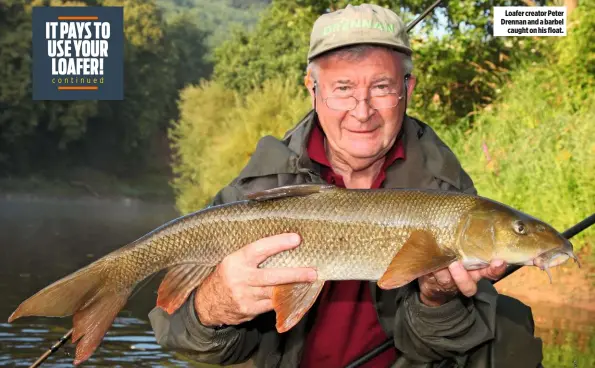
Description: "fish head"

(460, 199), (580, 275)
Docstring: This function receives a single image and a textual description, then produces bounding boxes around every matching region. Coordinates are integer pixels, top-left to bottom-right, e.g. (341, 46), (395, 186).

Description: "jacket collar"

(235, 108), (468, 192)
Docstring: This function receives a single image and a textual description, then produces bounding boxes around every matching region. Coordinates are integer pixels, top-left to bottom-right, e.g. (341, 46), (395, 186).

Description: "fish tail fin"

(8, 262), (107, 321)
(8, 259), (132, 365)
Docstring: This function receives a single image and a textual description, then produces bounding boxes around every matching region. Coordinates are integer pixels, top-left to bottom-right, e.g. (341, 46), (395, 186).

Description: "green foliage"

(543, 330), (595, 368)
(402, 0), (546, 125)
(155, 0), (269, 54)
(212, 0), (319, 93)
(91, 0), (212, 173)
(165, 12), (213, 90)
(436, 88), (595, 247)
(552, 0), (595, 95)
(170, 79), (310, 213)
(169, 81), (237, 212)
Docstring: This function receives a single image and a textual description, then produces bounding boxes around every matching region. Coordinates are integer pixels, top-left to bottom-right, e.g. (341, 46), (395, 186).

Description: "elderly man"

(149, 4), (543, 368)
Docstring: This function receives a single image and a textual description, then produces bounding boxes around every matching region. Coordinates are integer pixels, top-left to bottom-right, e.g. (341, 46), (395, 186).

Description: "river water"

(0, 195), (593, 367)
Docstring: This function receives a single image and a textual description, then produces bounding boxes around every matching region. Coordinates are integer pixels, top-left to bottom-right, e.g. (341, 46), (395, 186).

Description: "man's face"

(309, 48), (415, 162)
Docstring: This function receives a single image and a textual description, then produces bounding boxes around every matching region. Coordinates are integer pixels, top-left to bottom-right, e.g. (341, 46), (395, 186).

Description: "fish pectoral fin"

(156, 264), (216, 315)
(246, 184), (335, 201)
(378, 230), (458, 290)
(272, 280), (325, 333)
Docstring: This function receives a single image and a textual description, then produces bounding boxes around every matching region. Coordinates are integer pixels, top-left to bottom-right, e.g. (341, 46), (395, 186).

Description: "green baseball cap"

(307, 3), (412, 62)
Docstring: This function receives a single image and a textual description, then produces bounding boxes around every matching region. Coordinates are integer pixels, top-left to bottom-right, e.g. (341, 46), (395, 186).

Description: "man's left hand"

(418, 260), (507, 307)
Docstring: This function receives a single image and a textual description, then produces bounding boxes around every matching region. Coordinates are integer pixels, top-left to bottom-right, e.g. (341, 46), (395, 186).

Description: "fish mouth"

(533, 242), (581, 283)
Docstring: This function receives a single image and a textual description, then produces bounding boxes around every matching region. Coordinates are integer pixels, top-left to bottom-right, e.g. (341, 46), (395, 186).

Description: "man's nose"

(350, 93), (375, 122)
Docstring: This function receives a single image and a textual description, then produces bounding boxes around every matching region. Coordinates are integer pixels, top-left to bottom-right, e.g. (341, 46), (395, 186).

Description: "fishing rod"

(345, 212), (595, 368)
(406, 0), (443, 32)
(28, 329), (73, 368)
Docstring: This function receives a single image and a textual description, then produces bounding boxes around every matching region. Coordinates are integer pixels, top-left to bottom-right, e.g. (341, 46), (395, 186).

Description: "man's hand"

(194, 233), (318, 327)
(418, 260), (507, 307)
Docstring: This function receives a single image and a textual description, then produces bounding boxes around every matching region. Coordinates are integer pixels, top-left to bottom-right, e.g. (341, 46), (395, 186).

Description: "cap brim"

(308, 41), (412, 62)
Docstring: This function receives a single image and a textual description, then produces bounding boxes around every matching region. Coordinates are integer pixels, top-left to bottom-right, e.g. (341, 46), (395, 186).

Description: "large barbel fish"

(8, 184), (580, 364)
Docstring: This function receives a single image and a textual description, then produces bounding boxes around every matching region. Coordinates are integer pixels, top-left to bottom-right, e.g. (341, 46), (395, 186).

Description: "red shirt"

(299, 123), (405, 368)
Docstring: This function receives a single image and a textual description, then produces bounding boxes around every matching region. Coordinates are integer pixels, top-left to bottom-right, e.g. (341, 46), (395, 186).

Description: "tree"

(165, 12), (213, 91)
(169, 78), (310, 212)
(155, 0), (269, 54)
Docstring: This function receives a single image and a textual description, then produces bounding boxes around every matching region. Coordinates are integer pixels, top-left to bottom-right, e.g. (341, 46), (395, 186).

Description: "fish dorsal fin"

(272, 280), (325, 332)
(246, 184), (335, 202)
(156, 264), (216, 314)
(378, 230), (458, 289)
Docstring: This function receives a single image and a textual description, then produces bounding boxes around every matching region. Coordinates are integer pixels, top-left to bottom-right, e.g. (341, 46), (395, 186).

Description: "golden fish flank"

(7, 184), (579, 365)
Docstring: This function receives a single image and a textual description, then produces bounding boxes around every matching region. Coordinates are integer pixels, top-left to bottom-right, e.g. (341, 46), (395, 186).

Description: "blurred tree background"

(0, 0), (267, 198)
(0, 0), (593, 365)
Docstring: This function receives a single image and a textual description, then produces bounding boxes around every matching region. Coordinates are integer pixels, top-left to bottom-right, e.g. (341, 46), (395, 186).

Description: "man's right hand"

(194, 233), (318, 327)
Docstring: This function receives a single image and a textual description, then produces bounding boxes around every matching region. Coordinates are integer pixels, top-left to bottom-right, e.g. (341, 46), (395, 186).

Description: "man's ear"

(304, 69), (316, 108)
(404, 74), (416, 101)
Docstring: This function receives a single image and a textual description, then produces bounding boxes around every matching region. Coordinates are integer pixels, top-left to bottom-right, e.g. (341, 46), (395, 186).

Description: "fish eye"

(513, 220), (528, 235)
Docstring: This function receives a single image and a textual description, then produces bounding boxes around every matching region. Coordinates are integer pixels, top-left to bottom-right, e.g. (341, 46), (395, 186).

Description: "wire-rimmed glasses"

(316, 83), (405, 111)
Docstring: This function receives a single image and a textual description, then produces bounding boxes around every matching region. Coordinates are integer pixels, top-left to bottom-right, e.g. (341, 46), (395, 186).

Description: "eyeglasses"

(323, 93), (404, 111)
(315, 82), (405, 112)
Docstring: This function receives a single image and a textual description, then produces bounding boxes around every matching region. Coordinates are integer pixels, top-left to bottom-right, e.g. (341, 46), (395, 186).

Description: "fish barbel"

(7, 184), (579, 364)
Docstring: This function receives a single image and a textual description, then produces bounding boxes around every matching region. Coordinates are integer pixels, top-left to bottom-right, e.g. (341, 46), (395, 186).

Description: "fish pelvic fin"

(246, 184), (335, 201)
(157, 264), (216, 315)
(7, 259), (131, 365)
(272, 280), (325, 333)
(378, 230), (458, 289)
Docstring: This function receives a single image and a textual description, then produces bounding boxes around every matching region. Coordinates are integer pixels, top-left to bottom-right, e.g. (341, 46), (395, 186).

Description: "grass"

(542, 330), (595, 368)
(432, 67), (594, 251)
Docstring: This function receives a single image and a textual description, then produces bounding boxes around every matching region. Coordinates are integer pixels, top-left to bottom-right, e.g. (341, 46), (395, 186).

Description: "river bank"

(0, 169), (175, 202)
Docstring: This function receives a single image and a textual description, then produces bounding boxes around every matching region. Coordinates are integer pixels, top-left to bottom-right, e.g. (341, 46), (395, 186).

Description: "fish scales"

(107, 189), (478, 285)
